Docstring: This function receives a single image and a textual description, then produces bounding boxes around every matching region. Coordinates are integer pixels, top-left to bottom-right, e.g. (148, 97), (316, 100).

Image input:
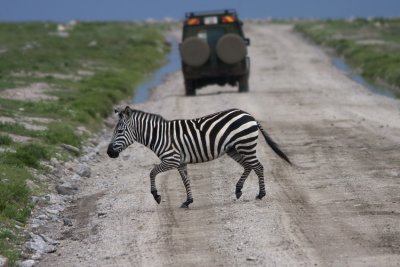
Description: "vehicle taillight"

(222, 16), (236, 23)
(186, 18), (201, 26)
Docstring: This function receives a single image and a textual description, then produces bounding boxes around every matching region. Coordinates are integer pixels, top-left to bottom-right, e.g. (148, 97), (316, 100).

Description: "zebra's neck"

(131, 110), (170, 155)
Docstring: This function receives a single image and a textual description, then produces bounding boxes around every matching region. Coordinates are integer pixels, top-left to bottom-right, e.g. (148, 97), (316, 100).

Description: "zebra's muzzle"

(107, 144), (120, 158)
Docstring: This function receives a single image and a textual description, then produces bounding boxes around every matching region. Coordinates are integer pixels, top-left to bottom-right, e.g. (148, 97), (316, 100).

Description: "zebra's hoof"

(180, 203), (190, 208)
(235, 191), (242, 199)
(256, 193), (266, 200)
(154, 195), (161, 204)
(180, 199), (193, 208)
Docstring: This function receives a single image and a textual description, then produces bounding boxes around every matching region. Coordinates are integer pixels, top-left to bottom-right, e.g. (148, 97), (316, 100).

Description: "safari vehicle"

(179, 9), (250, 96)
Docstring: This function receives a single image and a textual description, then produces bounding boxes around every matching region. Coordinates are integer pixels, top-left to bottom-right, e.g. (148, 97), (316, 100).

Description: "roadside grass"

(0, 122), (42, 138)
(0, 163), (33, 264)
(0, 21), (170, 264)
(0, 134), (13, 146)
(295, 18), (400, 97)
(42, 123), (80, 147)
(0, 226), (23, 264)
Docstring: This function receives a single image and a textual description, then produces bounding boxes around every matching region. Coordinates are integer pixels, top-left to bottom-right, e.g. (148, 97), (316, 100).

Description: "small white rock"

(76, 164), (91, 178)
(0, 255), (9, 267)
(17, 260), (35, 267)
(16, 259), (35, 267)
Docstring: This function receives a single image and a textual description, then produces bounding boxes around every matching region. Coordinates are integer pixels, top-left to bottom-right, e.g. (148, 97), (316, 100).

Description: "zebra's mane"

(131, 109), (167, 122)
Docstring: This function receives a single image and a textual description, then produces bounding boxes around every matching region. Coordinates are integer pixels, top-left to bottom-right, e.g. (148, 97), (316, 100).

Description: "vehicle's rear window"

(197, 28), (225, 46)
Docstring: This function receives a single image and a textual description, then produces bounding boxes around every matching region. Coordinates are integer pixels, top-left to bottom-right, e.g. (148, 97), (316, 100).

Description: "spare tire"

(216, 33), (247, 64)
(180, 37), (210, 67)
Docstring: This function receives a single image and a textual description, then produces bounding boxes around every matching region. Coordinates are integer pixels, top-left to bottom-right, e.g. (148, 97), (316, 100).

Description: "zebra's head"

(107, 106), (135, 158)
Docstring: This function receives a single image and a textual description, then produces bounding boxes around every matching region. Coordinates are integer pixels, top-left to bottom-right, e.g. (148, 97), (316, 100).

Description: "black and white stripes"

(107, 106), (291, 208)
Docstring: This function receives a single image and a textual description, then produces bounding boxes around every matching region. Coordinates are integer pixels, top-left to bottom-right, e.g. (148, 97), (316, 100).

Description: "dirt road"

(39, 24), (400, 267)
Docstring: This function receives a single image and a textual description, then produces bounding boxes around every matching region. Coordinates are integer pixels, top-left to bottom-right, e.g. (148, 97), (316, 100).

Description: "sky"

(0, 0), (399, 22)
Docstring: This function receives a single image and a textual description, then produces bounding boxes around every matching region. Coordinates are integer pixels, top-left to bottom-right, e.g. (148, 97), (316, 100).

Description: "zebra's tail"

(257, 122), (292, 165)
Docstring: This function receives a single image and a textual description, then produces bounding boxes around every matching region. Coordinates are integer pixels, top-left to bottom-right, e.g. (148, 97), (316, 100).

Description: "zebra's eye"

(117, 129), (124, 134)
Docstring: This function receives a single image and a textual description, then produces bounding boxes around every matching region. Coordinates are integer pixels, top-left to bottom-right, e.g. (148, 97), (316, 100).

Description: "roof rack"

(185, 9), (237, 18)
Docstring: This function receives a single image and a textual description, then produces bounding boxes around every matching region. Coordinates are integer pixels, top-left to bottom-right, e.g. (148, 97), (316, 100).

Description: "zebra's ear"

(124, 106), (133, 117)
(114, 107), (123, 119)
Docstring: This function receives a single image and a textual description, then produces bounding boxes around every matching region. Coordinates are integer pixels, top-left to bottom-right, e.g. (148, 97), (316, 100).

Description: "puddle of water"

(332, 57), (397, 98)
(131, 35), (181, 104)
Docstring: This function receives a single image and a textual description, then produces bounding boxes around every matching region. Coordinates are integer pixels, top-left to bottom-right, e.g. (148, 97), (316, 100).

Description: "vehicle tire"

(238, 74), (249, 93)
(216, 33), (247, 64)
(185, 80), (196, 96)
(180, 37), (210, 67)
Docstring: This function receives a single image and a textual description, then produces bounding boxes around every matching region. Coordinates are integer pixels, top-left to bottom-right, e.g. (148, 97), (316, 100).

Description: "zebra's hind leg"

(230, 148), (267, 200)
(227, 150), (252, 199)
(252, 161), (266, 199)
(150, 159), (180, 204)
(178, 164), (193, 208)
(236, 168), (252, 199)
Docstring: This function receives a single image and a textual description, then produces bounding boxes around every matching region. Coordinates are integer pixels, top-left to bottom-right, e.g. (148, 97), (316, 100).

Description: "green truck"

(179, 9), (251, 96)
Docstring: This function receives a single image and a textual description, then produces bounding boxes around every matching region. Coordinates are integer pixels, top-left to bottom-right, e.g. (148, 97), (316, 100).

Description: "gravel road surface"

(39, 24), (400, 267)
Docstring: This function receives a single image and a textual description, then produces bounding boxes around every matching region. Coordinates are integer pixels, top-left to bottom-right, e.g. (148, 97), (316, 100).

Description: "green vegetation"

(0, 134), (13, 146)
(0, 122), (41, 138)
(295, 18), (400, 97)
(42, 123), (80, 147)
(0, 21), (170, 263)
(0, 227), (24, 264)
(0, 162), (33, 264)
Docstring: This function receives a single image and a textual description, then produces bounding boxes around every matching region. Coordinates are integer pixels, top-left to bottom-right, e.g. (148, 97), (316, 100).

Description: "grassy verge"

(0, 21), (170, 264)
(294, 18), (400, 97)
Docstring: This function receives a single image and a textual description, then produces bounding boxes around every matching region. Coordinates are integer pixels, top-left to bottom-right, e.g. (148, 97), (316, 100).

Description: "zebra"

(107, 106), (291, 208)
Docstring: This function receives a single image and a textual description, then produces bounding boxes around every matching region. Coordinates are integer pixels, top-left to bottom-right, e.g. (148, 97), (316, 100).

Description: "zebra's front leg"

(178, 164), (193, 208)
(150, 160), (179, 204)
(150, 168), (161, 204)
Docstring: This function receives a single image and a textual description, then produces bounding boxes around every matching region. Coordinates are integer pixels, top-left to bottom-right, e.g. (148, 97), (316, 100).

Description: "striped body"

(107, 106), (290, 208)
(172, 109), (258, 163)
